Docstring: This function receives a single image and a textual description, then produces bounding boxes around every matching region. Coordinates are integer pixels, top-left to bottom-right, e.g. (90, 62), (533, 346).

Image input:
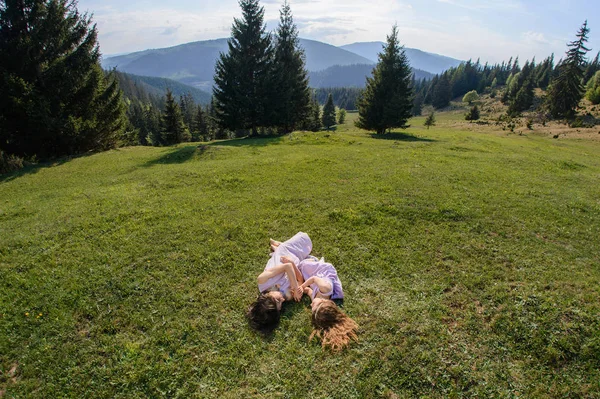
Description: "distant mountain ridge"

(102, 38), (458, 91)
(103, 38), (373, 91)
(340, 42), (463, 75)
(113, 71), (212, 105)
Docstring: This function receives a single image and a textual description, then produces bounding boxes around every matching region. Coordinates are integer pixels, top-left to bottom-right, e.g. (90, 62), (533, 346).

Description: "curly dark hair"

(310, 300), (358, 351)
(246, 292), (281, 333)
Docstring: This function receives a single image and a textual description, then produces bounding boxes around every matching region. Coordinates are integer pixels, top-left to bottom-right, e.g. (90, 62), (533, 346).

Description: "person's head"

(246, 289), (285, 333)
(310, 299), (358, 351)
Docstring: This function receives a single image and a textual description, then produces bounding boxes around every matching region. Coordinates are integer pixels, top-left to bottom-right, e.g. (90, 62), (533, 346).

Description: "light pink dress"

(258, 232), (313, 295)
(298, 256), (344, 300)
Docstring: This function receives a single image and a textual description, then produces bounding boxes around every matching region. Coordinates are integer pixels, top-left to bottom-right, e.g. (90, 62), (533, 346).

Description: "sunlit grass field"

(1, 113), (599, 398)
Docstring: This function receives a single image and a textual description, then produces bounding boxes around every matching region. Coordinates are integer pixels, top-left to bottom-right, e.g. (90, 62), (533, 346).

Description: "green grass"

(1, 113), (600, 398)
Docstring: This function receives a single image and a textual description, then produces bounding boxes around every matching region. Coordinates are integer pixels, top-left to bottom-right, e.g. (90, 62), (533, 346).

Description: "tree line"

(412, 21), (598, 119)
(1, 1), (598, 167)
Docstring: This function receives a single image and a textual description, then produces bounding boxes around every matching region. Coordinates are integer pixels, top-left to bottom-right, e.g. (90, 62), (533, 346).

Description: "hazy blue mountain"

(339, 42), (462, 74)
(103, 38), (373, 90)
(309, 64), (434, 88)
(103, 39), (227, 91)
(298, 38), (373, 71)
(113, 71), (212, 105)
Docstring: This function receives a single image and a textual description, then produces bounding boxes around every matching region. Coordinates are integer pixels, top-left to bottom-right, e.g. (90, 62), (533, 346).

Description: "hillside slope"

(114, 71), (212, 105)
(2, 116), (599, 397)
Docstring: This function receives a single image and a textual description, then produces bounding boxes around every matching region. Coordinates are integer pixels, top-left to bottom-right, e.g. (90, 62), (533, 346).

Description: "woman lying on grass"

(246, 232), (313, 333)
(309, 297), (359, 352)
(282, 254), (359, 351)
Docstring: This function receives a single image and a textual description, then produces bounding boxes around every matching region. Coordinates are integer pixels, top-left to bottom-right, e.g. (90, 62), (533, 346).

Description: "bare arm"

(280, 256), (304, 285)
(257, 263), (302, 301)
(257, 263), (290, 285)
(300, 276), (332, 296)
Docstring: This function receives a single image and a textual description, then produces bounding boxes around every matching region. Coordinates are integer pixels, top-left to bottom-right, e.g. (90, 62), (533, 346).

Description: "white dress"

(258, 232), (313, 294)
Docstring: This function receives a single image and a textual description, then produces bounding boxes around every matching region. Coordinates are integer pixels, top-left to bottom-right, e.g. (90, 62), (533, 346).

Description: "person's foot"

(270, 239), (281, 252)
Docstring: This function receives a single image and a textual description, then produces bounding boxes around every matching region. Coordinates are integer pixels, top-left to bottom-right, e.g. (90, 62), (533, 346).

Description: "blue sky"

(78, 0), (599, 64)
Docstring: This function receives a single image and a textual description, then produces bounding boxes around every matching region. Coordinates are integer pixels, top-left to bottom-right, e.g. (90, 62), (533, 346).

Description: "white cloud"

(82, 0), (593, 64)
(435, 0), (525, 12)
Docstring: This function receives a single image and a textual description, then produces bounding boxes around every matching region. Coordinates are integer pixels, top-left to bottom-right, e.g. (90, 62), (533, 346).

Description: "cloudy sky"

(78, 0), (599, 64)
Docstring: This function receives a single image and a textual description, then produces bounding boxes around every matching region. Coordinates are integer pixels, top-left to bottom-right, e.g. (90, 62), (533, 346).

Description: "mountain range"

(103, 38), (461, 92)
(340, 42), (463, 75)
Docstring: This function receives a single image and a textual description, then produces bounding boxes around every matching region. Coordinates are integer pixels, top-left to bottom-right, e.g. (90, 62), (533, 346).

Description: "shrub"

(465, 105), (480, 121)
(0, 151), (25, 174)
(526, 119), (534, 130)
(462, 90), (479, 105)
(586, 86), (600, 105)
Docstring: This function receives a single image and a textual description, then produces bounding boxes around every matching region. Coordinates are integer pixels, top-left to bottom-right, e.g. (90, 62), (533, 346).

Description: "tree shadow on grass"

(208, 135), (284, 148)
(0, 152), (95, 183)
(369, 132), (436, 142)
(142, 136), (284, 167)
(142, 145), (206, 167)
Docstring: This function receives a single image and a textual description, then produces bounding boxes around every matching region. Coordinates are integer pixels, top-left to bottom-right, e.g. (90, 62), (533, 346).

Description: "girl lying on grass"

(281, 254), (359, 351)
(246, 232), (313, 333)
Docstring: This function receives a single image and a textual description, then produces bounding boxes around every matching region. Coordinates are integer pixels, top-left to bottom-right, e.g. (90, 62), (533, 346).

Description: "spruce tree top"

(566, 20), (591, 67)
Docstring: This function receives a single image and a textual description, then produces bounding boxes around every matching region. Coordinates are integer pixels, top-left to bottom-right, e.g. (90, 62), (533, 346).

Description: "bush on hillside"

(585, 71), (600, 104)
(0, 151), (24, 174)
(462, 90), (479, 104)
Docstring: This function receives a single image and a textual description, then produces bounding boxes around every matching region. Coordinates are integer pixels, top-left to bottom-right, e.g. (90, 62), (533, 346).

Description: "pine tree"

(535, 54), (554, 90)
(546, 21), (591, 118)
(271, 1), (310, 133)
(179, 93), (196, 131)
(356, 25), (413, 134)
(411, 92), (424, 116)
(305, 97), (321, 132)
(586, 71), (600, 104)
(423, 75), (438, 104)
(583, 51), (600, 83)
(145, 105), (162, 146)
(507, 61), (535, 116)
(337, 108), (346, 124)
(322, 93), (336, 130)
(213, 0), (272, 136)
(424, 112), (436, 129)
(431, 73), (452, 109)
(465, 105), (480, 121)
(193, 106), (210, 141)
(0, 0), (127, 159)
(161, 90), (189, 145)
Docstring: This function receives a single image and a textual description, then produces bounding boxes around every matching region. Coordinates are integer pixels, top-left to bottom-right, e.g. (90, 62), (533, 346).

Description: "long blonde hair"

(310, 300), (358, 352)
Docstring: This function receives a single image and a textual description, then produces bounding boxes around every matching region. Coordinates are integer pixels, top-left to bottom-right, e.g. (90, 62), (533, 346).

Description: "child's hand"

(293, 286), (303, 301)
(280, 255), (293, 264)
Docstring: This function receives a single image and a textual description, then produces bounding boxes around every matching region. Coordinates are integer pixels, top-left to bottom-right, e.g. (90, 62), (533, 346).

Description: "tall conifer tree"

(431, 73), (452, 109)
(161, 90), (189, 145)
(0, 0), (126, 159)
(546, 21), (591, 118)
(213, 0), (272, 136)
(322, 93), (336, 130)
(508, 61), (535, 116)
(356, 25), (413, 134)
(271, 1), (310, 133)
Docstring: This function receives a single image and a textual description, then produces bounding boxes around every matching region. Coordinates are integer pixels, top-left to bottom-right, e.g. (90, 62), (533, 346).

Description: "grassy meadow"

(1, 112), (599, 398)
